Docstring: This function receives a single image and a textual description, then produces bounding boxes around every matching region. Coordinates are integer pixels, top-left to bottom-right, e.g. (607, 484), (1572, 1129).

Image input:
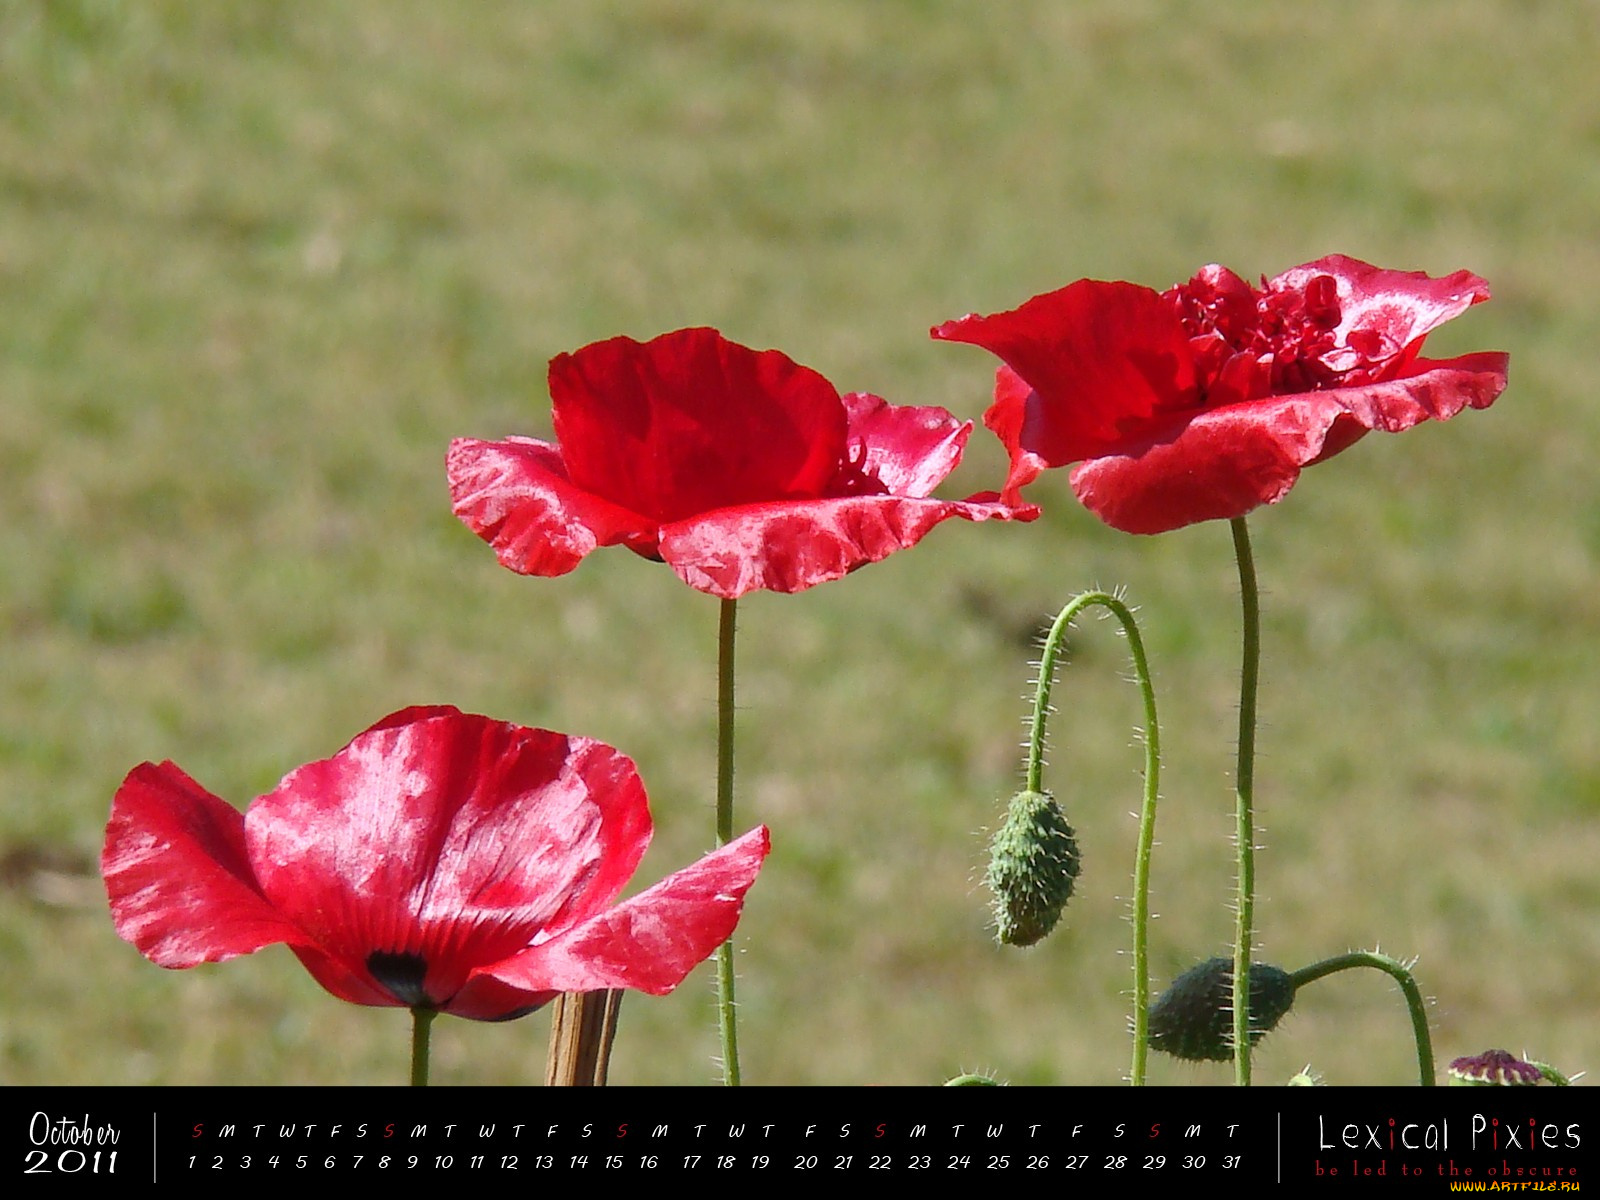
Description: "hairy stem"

(1228, 517), (1261, 1087)
(1291, 951), (1434, 1086)
(1030, 591), (1161, 1085)
(715, 596), (742, 1086)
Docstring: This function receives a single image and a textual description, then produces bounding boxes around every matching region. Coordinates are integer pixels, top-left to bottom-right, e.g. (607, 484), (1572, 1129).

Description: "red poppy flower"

(447, 327), (1036, 598)
(103, 706), (770, 1021)
(932, 256), (1509, 534)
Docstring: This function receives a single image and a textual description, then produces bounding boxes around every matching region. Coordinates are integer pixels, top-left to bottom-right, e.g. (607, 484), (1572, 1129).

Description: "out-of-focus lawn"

(1, 0), (1595, 1086)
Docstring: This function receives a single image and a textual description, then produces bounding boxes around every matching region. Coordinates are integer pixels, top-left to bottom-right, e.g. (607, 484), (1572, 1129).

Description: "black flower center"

(366, 951), (434, 1008)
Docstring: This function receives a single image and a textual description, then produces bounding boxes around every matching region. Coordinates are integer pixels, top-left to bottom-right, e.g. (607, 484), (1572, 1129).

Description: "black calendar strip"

(13, 1085), (1591, 1189)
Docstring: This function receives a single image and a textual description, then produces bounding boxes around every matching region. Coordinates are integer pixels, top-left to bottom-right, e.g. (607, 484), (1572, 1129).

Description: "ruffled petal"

(550, 328), (849, 523)
(448, 436), (659, 574)
(482, 827), (770, 997)
(245, 710), (652, 1010)
(1302, 351), (1509, 433)
(104, 763), (309, 967)
(1070, 352), (1510, 534)
(934, 280), (1201, 461)
(658, 491), (1036, 599)
(1272, 256), (1493, 362)
(1069, 404), (1313, 534)
(838, 392), (969, 497)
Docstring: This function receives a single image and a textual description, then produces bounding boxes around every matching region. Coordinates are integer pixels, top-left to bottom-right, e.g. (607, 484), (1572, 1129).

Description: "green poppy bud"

(1147, 957), (1296, 1061)
(986, 789), (1080, 947)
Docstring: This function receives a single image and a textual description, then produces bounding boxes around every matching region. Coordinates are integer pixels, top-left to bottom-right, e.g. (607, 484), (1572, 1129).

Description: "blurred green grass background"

(2, 0), (1596, 1086)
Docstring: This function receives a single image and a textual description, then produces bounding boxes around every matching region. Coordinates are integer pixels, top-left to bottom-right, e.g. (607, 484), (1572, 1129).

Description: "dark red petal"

(982, 366), (1053, 505)
(657, 492), (1035, 599)
(838, 392), (970, 498)
(245, 712), (652, 1010)
(933, 280), (1201, 461)
(1270, 256), (1492, 364)
(550, 328), (849, 524)
(448, 436), (660, 573)
(287, 944), (399, 1008)
(434, 973), (559, 1022)
(1069, 406), (1312, 534)
(103, 763), (309, 967)
(1069, 352), (1510, 534)
(481, 827), (771, 998)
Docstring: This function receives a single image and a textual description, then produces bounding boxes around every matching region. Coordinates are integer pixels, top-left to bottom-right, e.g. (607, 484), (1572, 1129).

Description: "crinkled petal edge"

(1069, 351), (1508, 534)
(448, 437), (660, 575)
(658, 492), (1038, 598)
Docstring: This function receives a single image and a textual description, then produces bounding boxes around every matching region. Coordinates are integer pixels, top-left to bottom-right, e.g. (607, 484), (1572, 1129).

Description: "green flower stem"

(1229, 517), (1261, 1087)
(1290, 951), (1435, 1086)
(714, 596), (741, 1086)
(1030, 591), (1161, 1086)
(410, 1007), (436, 1087)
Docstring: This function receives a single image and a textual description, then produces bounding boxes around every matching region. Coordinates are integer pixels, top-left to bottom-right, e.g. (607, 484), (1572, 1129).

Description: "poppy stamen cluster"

(1169, 265), (1394, 398)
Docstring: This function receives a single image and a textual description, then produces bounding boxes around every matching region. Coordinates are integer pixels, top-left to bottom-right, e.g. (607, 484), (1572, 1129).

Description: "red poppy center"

(1167, 266), (1395, 404)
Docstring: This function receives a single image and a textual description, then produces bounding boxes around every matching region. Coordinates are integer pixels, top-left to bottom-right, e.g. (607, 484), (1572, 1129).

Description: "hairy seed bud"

(1147, 957), (1295, 1061)
(986, 790), (1081, 947)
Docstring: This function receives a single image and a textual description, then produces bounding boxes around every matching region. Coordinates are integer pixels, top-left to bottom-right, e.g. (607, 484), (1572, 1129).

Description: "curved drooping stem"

(1029, 591), (1161, 1086)
(1229, 517), (1261, 1087)
(1290, 950), (1435, 1086)
(715, 596), (742, 1086)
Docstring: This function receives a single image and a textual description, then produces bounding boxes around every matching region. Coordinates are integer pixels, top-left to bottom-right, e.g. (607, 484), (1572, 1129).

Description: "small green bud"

(1147, 957), (1296, 1061)
(986, 790), (1081, 947)
(944, 1072), (1004, 1086)
(1287, 1064), (1324, 1086)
